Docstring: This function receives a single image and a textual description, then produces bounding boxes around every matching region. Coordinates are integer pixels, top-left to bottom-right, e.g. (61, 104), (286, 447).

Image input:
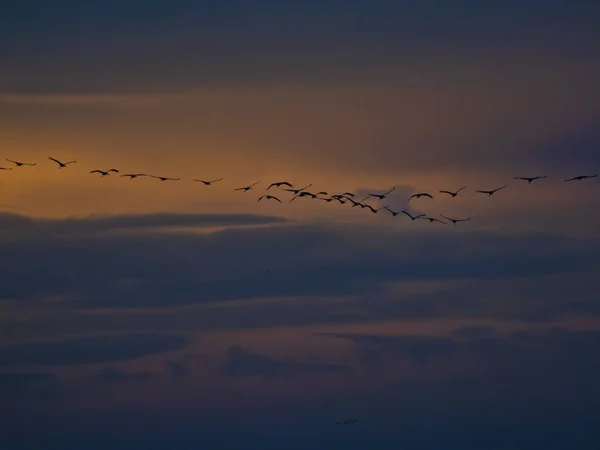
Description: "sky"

(1, 1), (600, 449)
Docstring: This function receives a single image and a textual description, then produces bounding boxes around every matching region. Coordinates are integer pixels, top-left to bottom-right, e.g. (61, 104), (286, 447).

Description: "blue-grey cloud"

(219, 345), (351, 378)
(0, 333), (188, 367)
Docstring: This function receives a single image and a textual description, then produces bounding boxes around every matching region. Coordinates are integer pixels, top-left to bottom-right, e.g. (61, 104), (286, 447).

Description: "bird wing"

(273, 197), (282, 202)
(383, 186), (396, 195)
(439, 190), (452, 194)
(109, 169), (119, 172)
(5, 158), (17, 164)
(210, 178), (223, 182)
(424, 193), (433, 198)
(48, 157), (62, 165)
(408, 194), (417, 200)
(65, 160), (77, 165)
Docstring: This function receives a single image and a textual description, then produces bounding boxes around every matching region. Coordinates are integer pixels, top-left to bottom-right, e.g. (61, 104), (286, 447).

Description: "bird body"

(49, 157), (77, 168)
(90, 169), (119, 177)
(440, 214), (471, 225)
(235, 182), (260, 192)
(564, 174), (596, 182)
(121, 173), (148, 179)
(150, 175), (180, 182)
(408, 192), (433, 200)
(193, 177), (223, 185)
(401, 210), (425, 220)
(439, 186), (466, 197)
(267, 181), (293, 190)
(6, 158), (36, 167)
(258, 195), (281, 202)
(476, 185), (507, 196)
(368, 186), (395, 200)
(283, 184), (312, 195)
(514, 176), (547, 183)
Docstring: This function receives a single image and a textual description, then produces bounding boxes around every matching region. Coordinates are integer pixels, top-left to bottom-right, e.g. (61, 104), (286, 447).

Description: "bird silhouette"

(121, 173), (148, 179)
(6, 158), (36, 167)
(193, 177), (223, 185)
(290, 191), (319, 202)
(514, 176), (547, 183)
(368, 186), (395, 200)
(235, 181), (260, 192)
(150, 175), (180, 182)
(440, 214), (471, 225)
(383, 206), (400, 216)
(283, 184), (312, 195)
(476, 185), (507, 196)
(564, 174), (596, 182)
(439, 186), (466, 197)
(420, 216), (447, 224)
(267, 181), (293, 190)
(401, 210), (425, 221)
(363, 204), (381, 213)
(48, 157), (77, 168)
(90, 169), (119, 177)
(257, 195), (281, 202)
(409, 192), (433, 200)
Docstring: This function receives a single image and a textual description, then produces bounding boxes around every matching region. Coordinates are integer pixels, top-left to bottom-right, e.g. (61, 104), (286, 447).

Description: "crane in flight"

(48, 157), (77, 168)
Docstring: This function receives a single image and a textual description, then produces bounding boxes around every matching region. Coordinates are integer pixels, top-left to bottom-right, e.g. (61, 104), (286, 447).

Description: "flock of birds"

(1, 156), (598, 225)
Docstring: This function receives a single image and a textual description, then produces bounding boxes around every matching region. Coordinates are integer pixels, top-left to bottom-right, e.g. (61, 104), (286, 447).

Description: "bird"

(475, 185), (507, 196)
(401, 210), (425, 221)
(420, 216), (447, 224)
(383, 206), (400, 216)
(258, 195), (281, 202)
(363, 204), (381, 213)
(336, 419), (358, 425)
(408, 192), (433, 200)
(193, 177), (223, 185)
(0, 167), (11, 171)
(150, 175), (180, 182)
(340, 192), (355, 198)
(283, 184), (312, 195)
(90, 169), (119, 177)
(48, 157), (77, 168)
(368, 186), (395, 200)
(440, 214), (471, 225)
(439, 186), (466, 197)
(121, 173), (148, 179)
(5, 158), (36, 167)
(290, 191), (319, 202)
(235, 181), (260, 192)
(267, 181), (293, 190)
(564, 174), (597, 182)
(514, 176), (547, 183)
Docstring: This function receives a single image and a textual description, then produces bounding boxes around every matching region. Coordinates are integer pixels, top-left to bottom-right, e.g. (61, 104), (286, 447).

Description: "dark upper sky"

(1, 2), (600, 449)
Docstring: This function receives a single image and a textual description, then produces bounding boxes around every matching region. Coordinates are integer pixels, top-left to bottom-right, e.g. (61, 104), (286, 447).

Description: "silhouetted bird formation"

(0, 157), (597, 228)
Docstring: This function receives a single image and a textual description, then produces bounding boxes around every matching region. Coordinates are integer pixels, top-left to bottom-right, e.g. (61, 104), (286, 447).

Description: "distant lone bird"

(283, 184), (312, 195)
(476, 185), (507, 196)
(564, 174), (596, 182)
(90, 169), (119, 177)
(336, 419), (358, 425)
(420, 216), (446, 224)
(401, 210), (425, 221)
(235, 181), (260, 192)
(368, 186), (395, 200)
(48, 157), (77, 168)
(514, 176), (547, 183)
(440, 214), (471, 225)
(408, 192), (433, 200)
(267, 181), (293, 190)
(193, 177), (223, 185)
(258, 195), (281, 202)
(439, 186), (466, 197)
(150, 175), (180, 182)
(6, 158), (36, 167)
(121, 173), (148, 179)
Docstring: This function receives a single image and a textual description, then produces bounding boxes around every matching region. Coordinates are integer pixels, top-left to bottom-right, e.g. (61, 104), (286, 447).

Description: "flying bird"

(290, 191), (319, 202)
(48, 157), (77, 168)
(150, 175), (180, 182)
(193, 177), (223, 185)
(121, 173), (148, 179)
(5, 158), (36, 167)
(408, 192), (433, 200)
(368, 186), (395, 200)
(258, 195), (281, 202)
(383, 206), (400, 216)
(283, 184), (312, 195)
(340, 192), (355, 198)
(267, 181), (293, 190)
(90, 169), (119, 177)
(420, 216), (447, 224)
(235, 181), (260, 192)
(439, 186), (466, 197)
(564, 174), (597, 182)
(440, 214), (471, 225)
(476, 185), (507, 196)
(363, 204), (381, 214)
(401, 210), (425, 221)
(514, 176), (547, 183)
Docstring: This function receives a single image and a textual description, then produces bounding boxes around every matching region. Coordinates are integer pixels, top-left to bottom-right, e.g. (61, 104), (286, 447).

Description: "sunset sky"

(1, 1), (600, 449)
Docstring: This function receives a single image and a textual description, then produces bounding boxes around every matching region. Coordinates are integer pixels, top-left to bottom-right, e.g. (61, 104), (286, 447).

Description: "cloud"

(218, 345), (351, 378)
(0, 333), (188, 367)
(0, 211), (288, 237)
(91, 366), (158, 384)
